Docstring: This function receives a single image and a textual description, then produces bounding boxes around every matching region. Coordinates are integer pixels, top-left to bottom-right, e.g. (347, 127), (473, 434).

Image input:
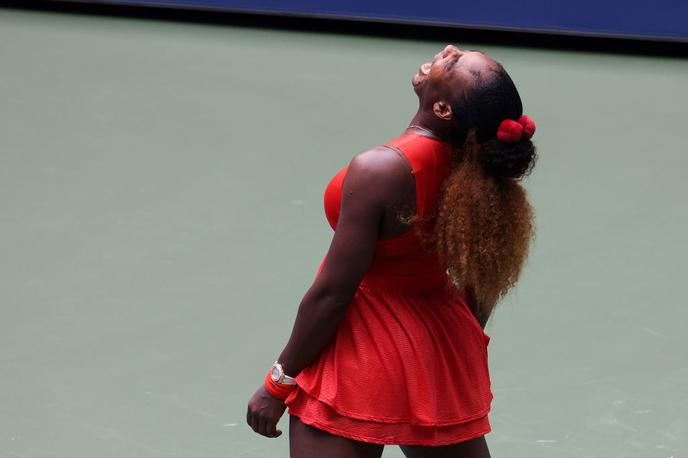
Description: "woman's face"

(412, 44), (499, 104)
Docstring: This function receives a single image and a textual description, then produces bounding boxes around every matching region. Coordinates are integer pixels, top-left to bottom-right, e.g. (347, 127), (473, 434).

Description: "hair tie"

(497, 115), (536, 143)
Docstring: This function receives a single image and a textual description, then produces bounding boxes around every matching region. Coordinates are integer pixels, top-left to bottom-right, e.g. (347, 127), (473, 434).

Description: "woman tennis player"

(247, 44), (536, 458)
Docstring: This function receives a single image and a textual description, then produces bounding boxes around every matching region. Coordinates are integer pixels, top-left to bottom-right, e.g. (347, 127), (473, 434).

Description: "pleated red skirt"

(284, 132), (493, 445)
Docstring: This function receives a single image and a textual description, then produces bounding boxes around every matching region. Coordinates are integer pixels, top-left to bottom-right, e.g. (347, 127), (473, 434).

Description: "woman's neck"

(407, 111), (452, 143)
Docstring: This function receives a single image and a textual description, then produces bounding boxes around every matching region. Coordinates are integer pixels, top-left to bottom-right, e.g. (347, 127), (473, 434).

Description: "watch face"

(270, 365), (280, 382)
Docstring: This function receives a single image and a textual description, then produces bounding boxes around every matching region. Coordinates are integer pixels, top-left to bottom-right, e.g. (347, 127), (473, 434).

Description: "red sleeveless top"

(284, 132), (493, 446)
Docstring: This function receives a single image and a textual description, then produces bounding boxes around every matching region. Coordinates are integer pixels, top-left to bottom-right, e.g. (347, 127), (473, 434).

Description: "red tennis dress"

(284, 131), (493, 445)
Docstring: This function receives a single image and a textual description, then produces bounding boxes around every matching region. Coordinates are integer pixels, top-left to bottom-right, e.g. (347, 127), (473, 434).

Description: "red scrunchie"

(497, 115), (536, 143)
(264, 370), (297, 400)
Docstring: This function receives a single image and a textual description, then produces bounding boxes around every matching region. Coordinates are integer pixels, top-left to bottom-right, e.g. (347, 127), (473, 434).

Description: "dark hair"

(431, 62), (536, 320)
(449, 64), (536, 179)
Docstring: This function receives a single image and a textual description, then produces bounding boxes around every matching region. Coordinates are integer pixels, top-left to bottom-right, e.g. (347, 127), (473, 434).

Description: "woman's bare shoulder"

(340, 146), (414, 210)
(348, 146), (412, 184)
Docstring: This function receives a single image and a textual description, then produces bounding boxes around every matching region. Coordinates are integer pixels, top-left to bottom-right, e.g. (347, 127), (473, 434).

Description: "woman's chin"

(411, 74), (427, 93)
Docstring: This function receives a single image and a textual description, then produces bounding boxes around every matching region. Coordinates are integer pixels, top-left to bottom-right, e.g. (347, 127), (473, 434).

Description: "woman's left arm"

(246, 148), (411, 438)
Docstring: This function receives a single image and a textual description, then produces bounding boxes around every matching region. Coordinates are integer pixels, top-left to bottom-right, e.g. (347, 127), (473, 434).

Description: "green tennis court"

(1, 7), (686, 457)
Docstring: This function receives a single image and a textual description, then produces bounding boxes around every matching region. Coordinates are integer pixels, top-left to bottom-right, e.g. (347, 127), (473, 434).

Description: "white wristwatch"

(270, 361), (297, 385)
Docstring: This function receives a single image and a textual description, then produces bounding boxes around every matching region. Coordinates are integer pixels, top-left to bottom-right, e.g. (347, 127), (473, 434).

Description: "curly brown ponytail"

(434, 63), (537, 321)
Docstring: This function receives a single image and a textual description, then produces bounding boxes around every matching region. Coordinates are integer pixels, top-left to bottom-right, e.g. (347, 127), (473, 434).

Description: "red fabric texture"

(264, 371), (296, 400)
(284, 132), (493, 445)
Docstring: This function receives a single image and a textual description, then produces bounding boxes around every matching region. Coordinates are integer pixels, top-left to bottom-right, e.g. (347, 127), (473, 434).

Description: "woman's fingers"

(249, 409), (259, 433)
(247, 411), (269, 437)
(252, 416), (260, 434)
(257, 413), (283, 438)
(247, 385), (286, 438)
(265, 417), (278, 437)
(258, 415), (268, 436)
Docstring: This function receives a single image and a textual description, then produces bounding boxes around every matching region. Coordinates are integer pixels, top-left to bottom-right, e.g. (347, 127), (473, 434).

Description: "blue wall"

(95, 0), (688, 41)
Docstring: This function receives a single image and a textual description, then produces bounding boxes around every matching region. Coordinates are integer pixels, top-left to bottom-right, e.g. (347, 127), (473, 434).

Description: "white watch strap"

(272, 361), (297, 385)
(281, 374), (297, 385)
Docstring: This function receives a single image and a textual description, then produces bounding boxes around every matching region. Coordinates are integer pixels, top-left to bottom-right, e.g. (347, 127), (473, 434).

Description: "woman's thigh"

(289, 415), (384, 458)
(399, 436), (490, 458)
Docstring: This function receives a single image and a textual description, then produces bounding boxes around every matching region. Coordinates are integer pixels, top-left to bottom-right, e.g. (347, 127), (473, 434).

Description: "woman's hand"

(246, 385), (287, 438)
